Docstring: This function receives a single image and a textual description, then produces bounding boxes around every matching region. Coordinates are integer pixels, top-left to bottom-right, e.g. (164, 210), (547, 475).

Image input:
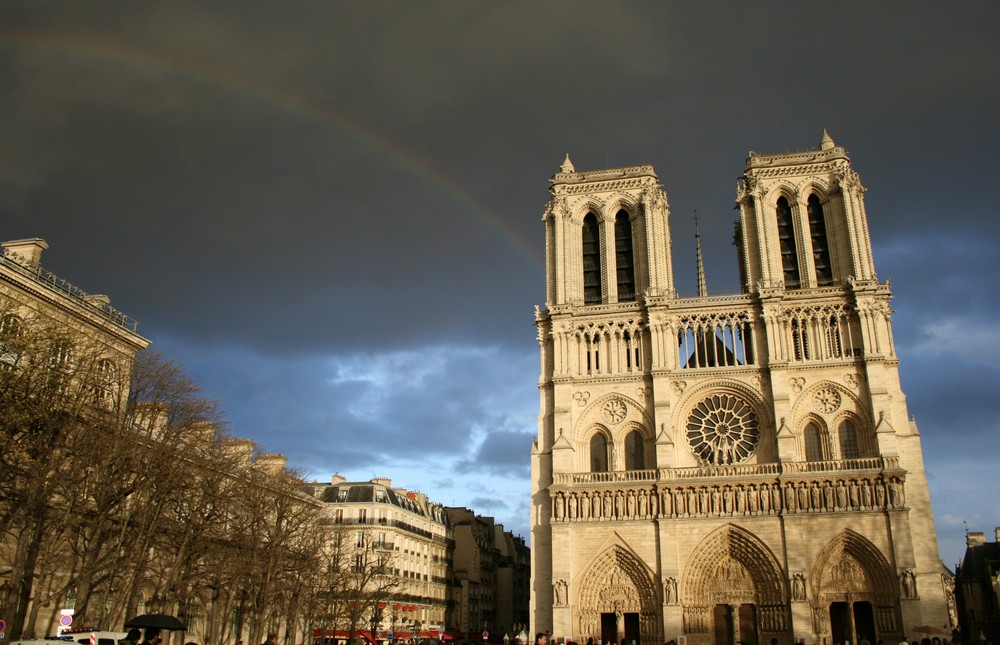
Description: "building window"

(804, 422), (826, 461)
(624, 430), (644, 470)
(807, 194), (834, 286)
(335, 509), (343, 523)
(590, 433), (609, 472)
(614, 210), (635, 302)
(776, 197), (801, 289)
(582, 213), (602, 304)
(839, 419), (860, 459)
(358, 509), (367, 523)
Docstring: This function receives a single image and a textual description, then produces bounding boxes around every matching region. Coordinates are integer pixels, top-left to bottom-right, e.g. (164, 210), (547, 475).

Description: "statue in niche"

(554, 493), (564, 519)
(760, 484), (771, 513)
(861, 479), (873, 508)
(664, 576), (678, 605)
(554, 579), (568, 606)
(568, 494), (578, 519)
(650, 490), (659, 516)
(792, 573), (806, 601)
(900, 569), (917, 598)
(785, 482), (796, 510)
(638, 489), (648, 517)
(824, 481), (835, 509)
(581, 494), (590, 520)
(875, 479), (886, 507)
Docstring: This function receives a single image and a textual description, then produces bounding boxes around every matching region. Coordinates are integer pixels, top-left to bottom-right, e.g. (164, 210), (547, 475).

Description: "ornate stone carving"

(573, 391), (590, 406)
(663, 576), (678, 605)
(671, 380), (687, 396)
(789, 376), (806, 393)
(686, 393), (760, 465)
(813, 386), (842, 413)
(554, 578), (568, 606)
(900, 568), (917, 599)
(602, 398), (627, 425)
(844, 373), (859, 388)
(791, 573), (807, 601)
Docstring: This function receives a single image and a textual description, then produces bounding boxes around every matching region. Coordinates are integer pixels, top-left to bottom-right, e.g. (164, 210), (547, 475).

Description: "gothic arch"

(764, 180), (800, 205)
(574, 540), (659, 645)
(829, 410), (873, 458)
(575, 392), (654, 444)
(572, 198), (610, 224)
(681, 524), (790, 636)
(603, 193), (641, 220)
(791, 381), (872, 435)
(809, 530), (900, 635)
(810, 530), (897, 602)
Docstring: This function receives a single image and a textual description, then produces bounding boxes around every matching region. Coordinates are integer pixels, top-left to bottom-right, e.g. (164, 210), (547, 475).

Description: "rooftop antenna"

(694, 210), (707, 297)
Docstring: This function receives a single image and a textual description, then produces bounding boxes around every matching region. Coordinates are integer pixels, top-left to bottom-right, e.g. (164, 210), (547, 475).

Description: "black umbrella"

(124, 614), (187, 631)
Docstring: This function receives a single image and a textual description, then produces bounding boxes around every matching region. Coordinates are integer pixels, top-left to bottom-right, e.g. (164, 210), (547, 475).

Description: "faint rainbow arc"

(0, 33), (543, 268)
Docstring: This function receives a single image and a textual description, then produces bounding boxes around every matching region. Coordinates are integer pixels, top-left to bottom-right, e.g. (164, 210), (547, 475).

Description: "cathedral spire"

(695, 210), (707, 297)
(820, 129), (836, 150)
(560, 153), (575, 173)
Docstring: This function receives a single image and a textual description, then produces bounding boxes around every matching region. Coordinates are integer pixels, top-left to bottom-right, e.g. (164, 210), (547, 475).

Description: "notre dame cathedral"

(530, 133), (948, 645)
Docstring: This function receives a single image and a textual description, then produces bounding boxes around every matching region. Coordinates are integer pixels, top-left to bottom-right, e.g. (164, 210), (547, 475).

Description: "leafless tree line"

(0, 302), (397, 645)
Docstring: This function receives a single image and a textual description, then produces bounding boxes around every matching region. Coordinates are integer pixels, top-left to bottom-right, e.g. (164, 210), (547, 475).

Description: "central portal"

(712, 604), (758, 645)
(599, 612), (640, 645)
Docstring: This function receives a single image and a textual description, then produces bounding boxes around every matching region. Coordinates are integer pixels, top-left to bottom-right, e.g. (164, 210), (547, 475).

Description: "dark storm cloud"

(2, 1), (998, 557)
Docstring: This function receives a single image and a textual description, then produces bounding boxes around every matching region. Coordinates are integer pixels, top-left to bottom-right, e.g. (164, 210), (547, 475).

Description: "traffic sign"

(483, 632), (489, 640)
(60, 615), (73, 626)
(387, 633), (394, 641)
(0, 620), (6, 632)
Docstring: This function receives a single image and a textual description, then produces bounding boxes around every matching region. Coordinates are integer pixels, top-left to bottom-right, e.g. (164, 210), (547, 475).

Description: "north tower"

(530, 134), (947, 645)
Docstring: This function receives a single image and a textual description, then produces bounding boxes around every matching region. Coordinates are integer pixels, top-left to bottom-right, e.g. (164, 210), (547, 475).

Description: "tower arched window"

(807, 194), (834, 286)
(838, 419), (860, 459)
(776, 197), (801, 289)
(614, 210), (635, 302)
(590, 433), (609, 472)
(624, 430), (645, 470)
(804, 422), (826, 461)
(582, 213), (602, 304)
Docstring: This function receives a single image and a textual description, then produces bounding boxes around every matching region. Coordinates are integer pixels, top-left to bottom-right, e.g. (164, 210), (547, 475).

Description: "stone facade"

(530, 135), (948, 645)
(309, 476), (453, 636)
(954, 529), (1000, 643)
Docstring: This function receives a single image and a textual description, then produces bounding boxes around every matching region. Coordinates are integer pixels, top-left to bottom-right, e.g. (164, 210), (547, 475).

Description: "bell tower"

(530, 136), (947, 645)
(734, 130), (876, 291)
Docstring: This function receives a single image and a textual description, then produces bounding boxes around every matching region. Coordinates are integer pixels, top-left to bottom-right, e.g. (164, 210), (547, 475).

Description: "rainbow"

(1, 32), (543, 268)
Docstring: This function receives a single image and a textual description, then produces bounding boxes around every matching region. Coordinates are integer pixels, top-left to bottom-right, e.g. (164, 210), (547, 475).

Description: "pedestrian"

(264, 634), (278, 645)
(121, 629), (142, 645)
(142, 629), (163, 645)
(535, 634), (548, 645)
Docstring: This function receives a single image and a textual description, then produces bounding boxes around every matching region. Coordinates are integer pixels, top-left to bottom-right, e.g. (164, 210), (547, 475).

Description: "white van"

(62, 631), (128, 645)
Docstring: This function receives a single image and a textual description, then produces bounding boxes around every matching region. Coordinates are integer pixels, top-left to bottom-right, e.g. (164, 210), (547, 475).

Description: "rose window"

(602, 399), (627, 425)
(686, 394), (760, 465)
(813, 387), (842, 413)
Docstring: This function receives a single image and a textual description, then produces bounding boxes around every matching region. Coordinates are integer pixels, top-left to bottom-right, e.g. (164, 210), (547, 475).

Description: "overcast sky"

(2, 2), (997, 567)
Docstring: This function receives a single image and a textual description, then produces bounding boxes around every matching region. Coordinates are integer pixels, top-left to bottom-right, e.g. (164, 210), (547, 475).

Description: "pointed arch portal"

(810, 530), (901, 645)
(681, 525), (789, 645)
(576, 545), (658, 645)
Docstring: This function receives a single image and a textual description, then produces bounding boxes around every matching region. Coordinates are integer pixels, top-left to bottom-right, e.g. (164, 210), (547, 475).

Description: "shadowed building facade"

(530, 134), (948, 645)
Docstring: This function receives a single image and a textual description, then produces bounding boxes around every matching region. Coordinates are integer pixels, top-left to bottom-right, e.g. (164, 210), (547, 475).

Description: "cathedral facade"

(529, 134), (948, 645)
